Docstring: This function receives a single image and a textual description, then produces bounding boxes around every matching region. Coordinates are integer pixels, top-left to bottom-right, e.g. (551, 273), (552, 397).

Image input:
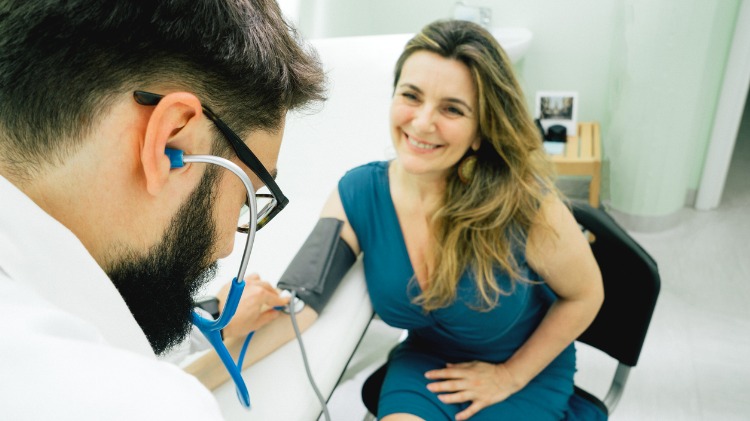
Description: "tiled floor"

(323, 102), (750, 420)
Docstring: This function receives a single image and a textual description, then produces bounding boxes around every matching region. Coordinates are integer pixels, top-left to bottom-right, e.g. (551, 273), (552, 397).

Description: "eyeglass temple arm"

(208, 116), (289, 209)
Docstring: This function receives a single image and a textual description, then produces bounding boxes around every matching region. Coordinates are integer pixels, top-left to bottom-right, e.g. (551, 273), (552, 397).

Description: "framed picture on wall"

(535, 91), (578, 137)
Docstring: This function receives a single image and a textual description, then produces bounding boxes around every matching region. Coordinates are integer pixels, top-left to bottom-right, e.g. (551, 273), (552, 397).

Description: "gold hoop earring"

(457, 155), (477, 184)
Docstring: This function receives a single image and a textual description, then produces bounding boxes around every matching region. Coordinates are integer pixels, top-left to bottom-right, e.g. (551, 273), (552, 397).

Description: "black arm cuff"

(276, 218), (356, 314)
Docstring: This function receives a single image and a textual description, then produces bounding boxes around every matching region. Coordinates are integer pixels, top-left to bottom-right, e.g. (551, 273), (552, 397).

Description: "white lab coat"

(0, 175), (223, 420)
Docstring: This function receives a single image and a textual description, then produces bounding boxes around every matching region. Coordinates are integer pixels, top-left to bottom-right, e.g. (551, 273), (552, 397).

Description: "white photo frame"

(534, 91), (578, 137)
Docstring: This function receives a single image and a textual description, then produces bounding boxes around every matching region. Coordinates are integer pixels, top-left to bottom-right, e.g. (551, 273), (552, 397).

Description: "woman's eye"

(445, 106), (464, 116)
(401, 92), (418, 101)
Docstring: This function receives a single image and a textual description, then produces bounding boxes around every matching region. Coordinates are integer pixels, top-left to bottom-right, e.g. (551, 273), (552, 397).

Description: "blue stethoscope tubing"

(181, 153), (258, 409)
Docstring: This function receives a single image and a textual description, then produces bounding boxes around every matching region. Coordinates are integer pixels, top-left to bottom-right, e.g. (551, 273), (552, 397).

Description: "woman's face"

(390, 50), (480, 179)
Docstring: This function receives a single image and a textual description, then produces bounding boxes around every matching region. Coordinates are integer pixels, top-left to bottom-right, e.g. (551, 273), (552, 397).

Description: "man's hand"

(216, 273), (290, 339)
(425, 361), (523, 420)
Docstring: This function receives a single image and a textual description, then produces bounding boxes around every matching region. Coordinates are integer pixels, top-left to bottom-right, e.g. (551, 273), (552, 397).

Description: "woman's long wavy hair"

(394, 20), (559, 311)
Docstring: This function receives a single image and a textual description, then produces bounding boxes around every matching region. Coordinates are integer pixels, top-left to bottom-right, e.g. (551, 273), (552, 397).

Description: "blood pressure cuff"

(276, 218), (356, 314)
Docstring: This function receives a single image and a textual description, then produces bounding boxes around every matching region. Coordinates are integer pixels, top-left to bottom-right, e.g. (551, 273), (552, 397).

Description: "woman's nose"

(412, 105), (436, 133)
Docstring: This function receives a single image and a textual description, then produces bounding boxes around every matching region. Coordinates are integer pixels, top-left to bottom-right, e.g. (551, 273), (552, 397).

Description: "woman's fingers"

(455, 401), (484, 421)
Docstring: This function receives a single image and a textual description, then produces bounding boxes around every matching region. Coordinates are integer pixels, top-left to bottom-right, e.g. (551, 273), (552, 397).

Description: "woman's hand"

(216, 273), (290, 339)
(424, 361), (522, 421)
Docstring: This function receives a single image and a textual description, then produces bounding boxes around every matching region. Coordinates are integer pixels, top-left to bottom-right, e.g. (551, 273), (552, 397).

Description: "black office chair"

(361, 201), (660, 419)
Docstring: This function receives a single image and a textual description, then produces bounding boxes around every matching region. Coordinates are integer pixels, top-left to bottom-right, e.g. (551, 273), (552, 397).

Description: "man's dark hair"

(0, 0), (325, 178)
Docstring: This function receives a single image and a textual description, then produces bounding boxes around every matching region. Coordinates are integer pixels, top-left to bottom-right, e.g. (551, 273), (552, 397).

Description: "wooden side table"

(548, 122), (602, 208)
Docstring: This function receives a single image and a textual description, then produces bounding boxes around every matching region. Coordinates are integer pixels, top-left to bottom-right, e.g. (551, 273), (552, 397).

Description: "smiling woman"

(313, 19), (603, 421)
(390, 51), (481, 180)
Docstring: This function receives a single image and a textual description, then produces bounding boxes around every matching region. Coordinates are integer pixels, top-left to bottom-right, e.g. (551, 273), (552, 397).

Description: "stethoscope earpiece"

(165, 148), (185, 168)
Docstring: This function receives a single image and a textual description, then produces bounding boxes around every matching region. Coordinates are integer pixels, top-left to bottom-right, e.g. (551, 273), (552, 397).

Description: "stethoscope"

(167, 148), (259, 409)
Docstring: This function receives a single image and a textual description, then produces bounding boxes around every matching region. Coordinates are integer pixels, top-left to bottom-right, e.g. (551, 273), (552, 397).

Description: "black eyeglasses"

(133, 91), (288, 232)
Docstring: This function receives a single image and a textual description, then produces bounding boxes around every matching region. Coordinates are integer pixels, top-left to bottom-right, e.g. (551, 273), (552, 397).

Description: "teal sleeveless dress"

(339, 161), (576, 420)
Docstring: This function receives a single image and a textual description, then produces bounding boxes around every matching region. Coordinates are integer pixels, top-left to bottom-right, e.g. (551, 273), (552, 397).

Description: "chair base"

(567, 386), (608, 420)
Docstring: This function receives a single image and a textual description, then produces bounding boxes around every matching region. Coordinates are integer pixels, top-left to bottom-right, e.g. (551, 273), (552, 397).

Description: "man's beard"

(108, 168), (221, 355)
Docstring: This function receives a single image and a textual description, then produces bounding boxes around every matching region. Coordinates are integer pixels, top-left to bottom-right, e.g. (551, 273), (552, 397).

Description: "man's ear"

(141, 92), (204, 196)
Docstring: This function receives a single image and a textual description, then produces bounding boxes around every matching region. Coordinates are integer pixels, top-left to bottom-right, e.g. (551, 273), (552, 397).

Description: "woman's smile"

(405, 133), (442, 152)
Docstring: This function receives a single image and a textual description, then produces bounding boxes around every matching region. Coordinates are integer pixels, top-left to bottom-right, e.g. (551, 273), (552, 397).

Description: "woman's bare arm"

(504, 195), (604, 388)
